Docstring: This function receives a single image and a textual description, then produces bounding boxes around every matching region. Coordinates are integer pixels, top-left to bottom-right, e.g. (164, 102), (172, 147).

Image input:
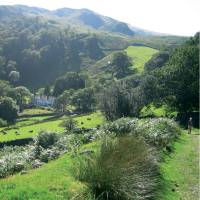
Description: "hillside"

(53, 8), (135, 36)
(0, 5), (156, 36)
(85, 45), (158, 82)
(125, 46), (158, 72)
(0, 10), (129, 88)
(0, 5), (187, 89)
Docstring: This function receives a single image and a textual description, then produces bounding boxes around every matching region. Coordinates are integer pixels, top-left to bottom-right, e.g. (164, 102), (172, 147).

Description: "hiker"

(188, 117), (193, 134)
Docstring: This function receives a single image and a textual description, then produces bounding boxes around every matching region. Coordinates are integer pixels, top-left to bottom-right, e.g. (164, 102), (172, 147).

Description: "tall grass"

(74, 136), (159, 200)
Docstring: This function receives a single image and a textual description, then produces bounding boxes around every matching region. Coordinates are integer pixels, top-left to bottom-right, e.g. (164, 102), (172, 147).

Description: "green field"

(18, 108), (54, 116)
(125, 46), (158, 72)
(0, 112), (105, 142)
(86, 45), (158, 80)
(75, 112), (105, 128)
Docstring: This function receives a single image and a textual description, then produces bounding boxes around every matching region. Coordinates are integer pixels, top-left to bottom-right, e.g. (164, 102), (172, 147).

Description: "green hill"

(86, 45), (158, 82)
(125, 46), (158, 72)
(0, 5), (187, 89)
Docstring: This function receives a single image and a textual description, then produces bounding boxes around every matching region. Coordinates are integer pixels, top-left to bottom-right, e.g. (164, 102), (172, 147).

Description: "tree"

(85, 36), (104, 60)
(99, 83), (132, 120)
(72, 88), (96, 113)
(8, 71), (20, 84)
(156, 34), (199, 112)
(0, 56), (6, 79)
(0, 80), (11, 97)
(44, 85), (51, 98)
(112, 51), (133, 78)
(0, 97), (18, 123)
(61, 116), (77, 133)
(99, 75), (157, 120)
(8, 86), (32, 112)
(144, 51), (169, 71)
(54, 90), (73, 112)
(6, 60), (17, 74)
(53, 72), (85, 96)
(139, 75), (159, 105)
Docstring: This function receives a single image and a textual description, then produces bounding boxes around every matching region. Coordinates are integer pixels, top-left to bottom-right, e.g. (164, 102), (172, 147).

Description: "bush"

(134, 118), (181, 149)
(39, 148), (60, 163)
(0, 133), (69, 178)
(60, 117), (77, 133)
(0, 118), (7, 127)
(0, 97), (18, 123)
(35, 132), (59, 149)
(102, 117), (138, 135)
(103, 117), (180, 150)
(74, 136), (159, 200)
(0, 154), (26, 178)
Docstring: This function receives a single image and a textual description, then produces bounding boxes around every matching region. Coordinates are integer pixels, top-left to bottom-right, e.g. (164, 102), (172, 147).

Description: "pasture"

(0, 112), (105, 142)
(125, 46), (158, 72)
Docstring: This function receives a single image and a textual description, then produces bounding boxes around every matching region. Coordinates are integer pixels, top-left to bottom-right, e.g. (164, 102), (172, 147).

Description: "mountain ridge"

(0, 5), (169, 36)
(0, 4), (188, 88)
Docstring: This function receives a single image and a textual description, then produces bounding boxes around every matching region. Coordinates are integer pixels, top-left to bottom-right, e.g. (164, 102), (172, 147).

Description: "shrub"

(39, 148), (60, 163)
(0, 154), (26, 178)
(0, 133), (70, 178)
(102, 117), (180, 150)
(35, 132), (59, 149)
(0, 118), (7, 127)
(60, 117), (77, 133)
(133, 118), (181, 149)
(74, 136), (159, 200)
(0, 97), (18, 123)
(102, 117), (138, 135)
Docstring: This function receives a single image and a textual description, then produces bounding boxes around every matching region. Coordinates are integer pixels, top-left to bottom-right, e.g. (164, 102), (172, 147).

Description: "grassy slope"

(0, 112), (105, 142)
(0, 142), (97, 200)
(75, 112), (105, 128)
(125, 46), (158, 72)
(86, 46), (158, 80)
(0, 126), (198, 199)
(158, 129), (199, 200)
(0, 153), (84, 200)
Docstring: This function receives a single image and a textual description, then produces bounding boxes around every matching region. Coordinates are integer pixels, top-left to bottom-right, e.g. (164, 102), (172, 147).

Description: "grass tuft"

(74, 136), (160, 200)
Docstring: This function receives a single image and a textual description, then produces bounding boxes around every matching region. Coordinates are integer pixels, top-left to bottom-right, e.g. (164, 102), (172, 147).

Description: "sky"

(0, 0), (199, 36)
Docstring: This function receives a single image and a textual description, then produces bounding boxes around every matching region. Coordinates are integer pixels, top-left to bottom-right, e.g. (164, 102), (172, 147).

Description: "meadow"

(0, 111), (105, 142)
(125, 46), (158, 72)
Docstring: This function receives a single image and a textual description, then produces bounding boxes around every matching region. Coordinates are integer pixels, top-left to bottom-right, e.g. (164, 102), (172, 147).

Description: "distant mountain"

(53, 8), (135, 36)
(0, 5), (50, 17)
(0, 5), (131, 88)
(0, 5), (166, 36)
(0, 5), (188, 88)
(0, 5), (181, 37)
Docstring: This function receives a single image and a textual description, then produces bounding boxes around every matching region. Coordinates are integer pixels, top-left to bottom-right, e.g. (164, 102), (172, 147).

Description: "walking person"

(188, 117), (193, 134)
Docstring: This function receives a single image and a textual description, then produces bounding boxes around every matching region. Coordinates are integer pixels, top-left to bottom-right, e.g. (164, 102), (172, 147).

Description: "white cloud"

(0, 0), (199, 35)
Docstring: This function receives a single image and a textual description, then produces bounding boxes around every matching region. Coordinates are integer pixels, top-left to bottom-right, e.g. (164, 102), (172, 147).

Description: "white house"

(32, 95), (55, 107)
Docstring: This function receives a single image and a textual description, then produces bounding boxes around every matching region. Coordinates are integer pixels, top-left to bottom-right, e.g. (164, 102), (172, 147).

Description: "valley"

(0, 4), (199, 200)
